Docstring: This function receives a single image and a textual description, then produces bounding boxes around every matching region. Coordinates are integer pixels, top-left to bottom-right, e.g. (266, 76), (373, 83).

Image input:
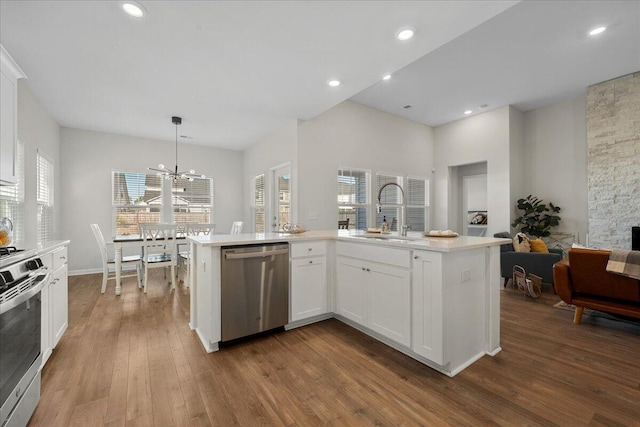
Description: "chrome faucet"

(376, 182), (410, 236)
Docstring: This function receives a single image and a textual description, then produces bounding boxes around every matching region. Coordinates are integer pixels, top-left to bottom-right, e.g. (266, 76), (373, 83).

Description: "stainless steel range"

(0, 251), (48, 427)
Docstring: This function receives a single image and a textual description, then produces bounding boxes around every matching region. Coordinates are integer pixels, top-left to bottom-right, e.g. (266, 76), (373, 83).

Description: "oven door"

(0, 273), (47, 425)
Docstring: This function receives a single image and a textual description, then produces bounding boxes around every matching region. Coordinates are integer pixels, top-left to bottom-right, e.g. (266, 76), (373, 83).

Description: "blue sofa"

(493, 232), (563, 287)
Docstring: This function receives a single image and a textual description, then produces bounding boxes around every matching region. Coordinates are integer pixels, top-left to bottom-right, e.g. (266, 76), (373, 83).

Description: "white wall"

(17, 80), (61, 249)
(509, 106), (526, 225)
(523, 97), (587, 242)
(297, 100), (434, 231)
(242, 120), (298, 231)
(433, 106), (512, 237)
(60, 128), (244, 273)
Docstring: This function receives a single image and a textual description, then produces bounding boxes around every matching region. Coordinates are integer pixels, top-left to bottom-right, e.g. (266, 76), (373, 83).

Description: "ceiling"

(2, 2), (638, 151)
(352, 0), (640, 126)
(0, 0), (517, 150)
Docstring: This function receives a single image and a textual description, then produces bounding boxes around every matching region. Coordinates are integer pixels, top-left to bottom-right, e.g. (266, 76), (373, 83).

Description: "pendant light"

(149, 116), (205, 182)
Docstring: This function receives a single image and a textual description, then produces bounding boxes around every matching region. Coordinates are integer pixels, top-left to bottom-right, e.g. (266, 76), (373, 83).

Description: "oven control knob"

(26, 258), (44, 270)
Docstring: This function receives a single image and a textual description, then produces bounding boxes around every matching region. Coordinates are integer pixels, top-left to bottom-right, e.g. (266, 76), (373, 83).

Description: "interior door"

(271, 165), (291, 232)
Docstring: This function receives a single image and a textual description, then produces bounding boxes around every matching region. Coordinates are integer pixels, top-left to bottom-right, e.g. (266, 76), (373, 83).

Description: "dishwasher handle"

(224, 248), (289, 260)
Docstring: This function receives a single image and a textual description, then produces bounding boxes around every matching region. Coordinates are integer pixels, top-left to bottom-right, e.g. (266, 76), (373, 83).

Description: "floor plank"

(28, 272), (640, 426)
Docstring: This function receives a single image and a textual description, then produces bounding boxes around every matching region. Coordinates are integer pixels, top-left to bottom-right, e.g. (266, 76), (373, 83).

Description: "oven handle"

(0, 272), (49, 315)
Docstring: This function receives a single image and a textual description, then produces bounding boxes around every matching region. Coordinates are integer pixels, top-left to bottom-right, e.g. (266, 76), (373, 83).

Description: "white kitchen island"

(188, 230), (509, 377)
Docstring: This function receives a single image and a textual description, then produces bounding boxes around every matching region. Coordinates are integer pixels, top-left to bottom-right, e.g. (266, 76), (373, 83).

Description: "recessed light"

(382, 74), (392, 81)
(588, 26), (606, 36)
(328, 80), (341, 87)
(464, 110), (473, 115)
(395, 26), (416, 41)
(122, 2), (145, 18)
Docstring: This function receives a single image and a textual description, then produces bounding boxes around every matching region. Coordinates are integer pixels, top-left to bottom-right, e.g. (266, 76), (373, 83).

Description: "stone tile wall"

(587, 72), (640, 249)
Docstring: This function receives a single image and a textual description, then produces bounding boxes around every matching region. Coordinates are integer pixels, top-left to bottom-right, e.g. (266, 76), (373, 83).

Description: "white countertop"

(0, 240), (70, 269)
(188, 230), (509, 253)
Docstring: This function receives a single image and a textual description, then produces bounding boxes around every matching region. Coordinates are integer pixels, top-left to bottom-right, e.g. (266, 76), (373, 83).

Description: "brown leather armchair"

(553, 248), (640, 323)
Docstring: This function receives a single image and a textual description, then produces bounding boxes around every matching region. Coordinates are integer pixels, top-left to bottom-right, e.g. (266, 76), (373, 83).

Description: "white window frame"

(112, 171), (214, 236)
(37, 149), (55, 244)
(338, 167), (371, 230)
(171, 177), (214, 225)
(250, 174), (266, 233)
(0, 140), (24, 246)
(374, 172), (429, 232)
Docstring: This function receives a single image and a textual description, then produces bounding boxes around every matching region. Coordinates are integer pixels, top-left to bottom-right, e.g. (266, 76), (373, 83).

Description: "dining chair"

(90, 224), (141, 294)
(230, 221), (243, 234)
(178, 223), (216, 287)
(338, 219), (350, 229)
(139, 223), (178, 293)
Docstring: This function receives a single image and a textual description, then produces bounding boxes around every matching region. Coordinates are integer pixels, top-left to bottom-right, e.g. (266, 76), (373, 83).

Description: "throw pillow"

(513, 233), (531, 252)
(529, 239), (549, 253)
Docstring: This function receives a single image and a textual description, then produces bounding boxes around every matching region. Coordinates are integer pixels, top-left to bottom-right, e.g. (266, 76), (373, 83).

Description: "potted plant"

(511, 195), (561, 238)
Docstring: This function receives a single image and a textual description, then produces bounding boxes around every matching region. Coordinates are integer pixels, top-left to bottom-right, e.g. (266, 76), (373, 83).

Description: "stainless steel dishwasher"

(220, 243), (289, 342)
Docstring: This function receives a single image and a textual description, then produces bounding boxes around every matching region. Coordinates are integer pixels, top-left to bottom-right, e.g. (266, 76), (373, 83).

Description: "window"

(375, 173), (429, 232)
(0, 140), (24, 246)
(172, 177), (213, 225)
(251, 174), (265, 233)
(406, 177), (429, 232)
(112, 171), (213, 235)
(338, 168), (370, 229)
(37, 150), (54, 244)
(375, 174), (402, 231)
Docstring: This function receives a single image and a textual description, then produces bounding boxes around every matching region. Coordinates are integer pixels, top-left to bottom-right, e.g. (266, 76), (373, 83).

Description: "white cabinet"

(40, 246), (68, 366)
(290, 241), (327, 322)
(50, 263), (68, 347)
(0, 45), (26, 186)
(335, 242), (411, 347)
(367, 262), (411, 347)
(335, 256), (366, 324)
(411, 250), (444, 364)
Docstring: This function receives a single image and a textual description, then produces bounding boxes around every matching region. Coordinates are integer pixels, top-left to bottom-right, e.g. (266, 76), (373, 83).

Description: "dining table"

(112, 234), (187, 295)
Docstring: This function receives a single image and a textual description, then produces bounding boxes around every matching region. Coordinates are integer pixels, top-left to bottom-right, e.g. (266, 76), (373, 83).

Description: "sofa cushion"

(568, 248), (640, 302)
(529, 239), (549, 253)
(513, 233), (531, 252)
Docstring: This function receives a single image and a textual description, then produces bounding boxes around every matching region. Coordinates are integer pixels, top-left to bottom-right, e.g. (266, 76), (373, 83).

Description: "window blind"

(252, 174), (265, 233)
(37, 151), (54, 244)
(112, 171), (163, 236)
(338, 168), (369, 229)
(0, 140), (24, 245)
(172, 177), (213, 224)
(375, 173), (402, 228)
(407, 177), (429, 232)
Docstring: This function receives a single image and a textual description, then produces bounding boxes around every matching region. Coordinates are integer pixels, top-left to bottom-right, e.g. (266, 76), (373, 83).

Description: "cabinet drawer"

(290, 241), (326, 258)
(52, 247), (68, 270)
(336, 242), (410, 268)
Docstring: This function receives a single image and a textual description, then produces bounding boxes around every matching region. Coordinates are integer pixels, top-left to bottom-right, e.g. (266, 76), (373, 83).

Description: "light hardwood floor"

(29, 272), (640, 426)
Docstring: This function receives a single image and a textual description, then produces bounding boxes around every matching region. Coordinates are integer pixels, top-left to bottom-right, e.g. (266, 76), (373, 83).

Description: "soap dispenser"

(381, 216), (388, 233)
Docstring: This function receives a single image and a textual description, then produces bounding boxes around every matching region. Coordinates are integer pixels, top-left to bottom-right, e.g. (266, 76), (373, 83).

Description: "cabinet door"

(290, 257), (327, 322)
(412, 251), (444, 364)
(51, 265), (68, 348)
(367, 263), (411, 347)
(0, 71), (16, 185)
(335, 256), (366, 325)
(40, 279), (52, 366)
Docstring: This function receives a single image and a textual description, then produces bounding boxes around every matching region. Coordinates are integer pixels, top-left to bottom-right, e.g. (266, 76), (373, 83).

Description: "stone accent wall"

(587, 72), (640, 249)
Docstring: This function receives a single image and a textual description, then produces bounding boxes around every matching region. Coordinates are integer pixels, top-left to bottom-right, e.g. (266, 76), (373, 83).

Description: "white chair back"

(186, 223), (216, 236)
(139, 223), (178, 260)
(90, 224), (109, 264)
(230, 221), (243, 234)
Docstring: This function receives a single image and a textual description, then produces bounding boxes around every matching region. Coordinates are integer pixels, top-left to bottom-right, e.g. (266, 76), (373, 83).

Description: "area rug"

(553, 301), (640, 325)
